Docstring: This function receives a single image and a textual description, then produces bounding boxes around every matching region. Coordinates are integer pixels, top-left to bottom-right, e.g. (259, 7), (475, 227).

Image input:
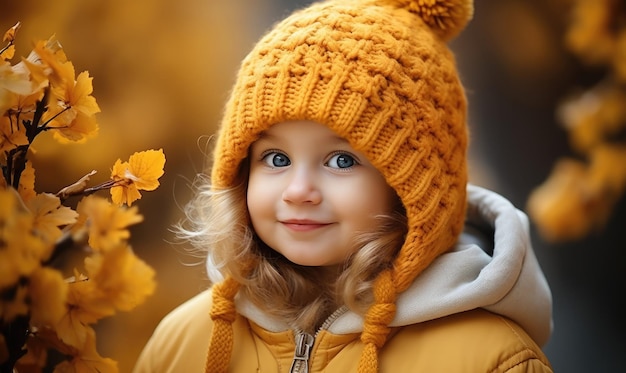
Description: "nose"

(282, 166), (322, 205)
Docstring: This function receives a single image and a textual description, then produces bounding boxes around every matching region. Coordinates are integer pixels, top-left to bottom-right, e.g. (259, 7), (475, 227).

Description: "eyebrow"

(256, 130), (350, 144)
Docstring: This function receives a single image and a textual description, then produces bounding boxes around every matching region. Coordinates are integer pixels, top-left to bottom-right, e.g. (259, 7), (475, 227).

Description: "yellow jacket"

(134, 186), (553, 372)
(134, 289), (551, 372)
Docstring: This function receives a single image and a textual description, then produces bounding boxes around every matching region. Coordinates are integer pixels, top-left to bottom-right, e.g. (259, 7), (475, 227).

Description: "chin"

(287, 258), (320, 267)
(281, 253), (323, 267)
(288, 257), (339, 268)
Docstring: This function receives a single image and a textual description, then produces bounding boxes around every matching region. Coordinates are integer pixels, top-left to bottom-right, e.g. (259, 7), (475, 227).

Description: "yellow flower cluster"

(1, 22), (165, 372)
(527, 0), (626, 242)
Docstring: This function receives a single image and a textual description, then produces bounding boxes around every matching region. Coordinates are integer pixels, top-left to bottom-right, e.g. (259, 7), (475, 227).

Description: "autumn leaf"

(53, 327), (117, 373)
(17, 161), (36, 202)
(18, 55), (49, 89)
(29, 36), (68, 88)
(28, 267), (68, 327)
(0, 115), (29, 154)
(56, 271), (112, 350)
(47, 68), (101, 143)
(2, 22), (20, 44)
(55, 70), (100, 117)
(84, 243), (156, 311)
(26, 193), (78, 247)
(12, 83), (45, 113)
(19, 328), (53, 370)
(75, 195), (143, 252)
(0, 60), (34, 114)
(51, 110), (99, 144)
(0, 61), (33, 95)
(0, 188), (48, 290)
(56, 170), (97, 200)
(110, 148), (165, 205)
(0, 45), (14, 60)
(56, 300), (88, 347)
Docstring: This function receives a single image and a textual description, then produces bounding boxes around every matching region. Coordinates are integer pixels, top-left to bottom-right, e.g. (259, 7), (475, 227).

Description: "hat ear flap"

(379, 0), (474, 41)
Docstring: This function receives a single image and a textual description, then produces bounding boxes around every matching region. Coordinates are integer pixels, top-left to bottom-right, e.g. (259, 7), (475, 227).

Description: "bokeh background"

(2, 0), (624, 371)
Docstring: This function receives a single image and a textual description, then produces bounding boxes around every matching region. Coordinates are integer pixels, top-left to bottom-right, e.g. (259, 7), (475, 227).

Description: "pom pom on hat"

(379, 0), (474, 40)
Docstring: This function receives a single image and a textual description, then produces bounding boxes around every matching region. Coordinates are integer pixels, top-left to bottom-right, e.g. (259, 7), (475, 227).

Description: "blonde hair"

(176, 162), (408, 333)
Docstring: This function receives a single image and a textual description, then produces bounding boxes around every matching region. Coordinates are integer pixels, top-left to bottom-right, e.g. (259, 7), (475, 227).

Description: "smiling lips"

(280, 219), (332, 232)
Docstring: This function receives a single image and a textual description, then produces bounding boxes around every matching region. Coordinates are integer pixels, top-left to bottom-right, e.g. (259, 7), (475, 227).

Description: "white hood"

(217, 184), (554, 347)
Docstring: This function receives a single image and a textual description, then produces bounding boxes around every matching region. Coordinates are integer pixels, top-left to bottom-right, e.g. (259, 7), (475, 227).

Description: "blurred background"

(2, 0), (625, 371)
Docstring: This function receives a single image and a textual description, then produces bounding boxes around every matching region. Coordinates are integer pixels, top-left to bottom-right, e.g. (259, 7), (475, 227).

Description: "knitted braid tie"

(205, 277), (240, 373)
(358, 270), (397, 373)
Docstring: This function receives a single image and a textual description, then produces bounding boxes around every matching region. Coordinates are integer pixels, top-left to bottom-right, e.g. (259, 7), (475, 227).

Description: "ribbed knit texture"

(205, 278), (239, 373)
(207, 0), (473, 372)
(358, 270), (397, 371)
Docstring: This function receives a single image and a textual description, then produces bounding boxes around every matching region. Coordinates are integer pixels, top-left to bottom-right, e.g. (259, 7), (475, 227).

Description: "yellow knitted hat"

(207, 0), (473, 371)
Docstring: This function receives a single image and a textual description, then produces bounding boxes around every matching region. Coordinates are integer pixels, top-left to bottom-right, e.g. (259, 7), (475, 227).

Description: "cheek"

(330, 176), (395, 228)
(246, 173), (274, 221)
(358, 176), (396, 215)
(246, 174), (261, 221)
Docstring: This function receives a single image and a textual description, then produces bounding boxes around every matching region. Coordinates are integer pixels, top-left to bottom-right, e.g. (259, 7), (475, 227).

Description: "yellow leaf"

(52, 327), (117, 373)
(527, 159), (594, 242)
(110, 178), (142, 206)
(0, 45), (14, 60)
(85, 243), (156, 311)
(14, 84), (45, 110)
(66, 271), (115, 324)
(0, 188), (48, 289)
(110, 149), (165, 205)
(49, 60), (77, 100)
(47, 68), (101, 141)
(30, 36), (68, 88)
(76, 195), (143, 252)
(127, 149), (166, 190)
(2, 22), (20, 43)
(19, 56), (50, 88)
(56, 276), (115, 349)
(565, 0), (614, 64)
(71, 71), (100, 116)
(20, 328), (54, 369)
(56, 284), (98, 349)
(51, 111), (99, 144)
(26, 193), (78, 246)
(0, 247), (23, 290)
(0, 45), (15, 61)
(29, 267), (69, 327)
(56, 170), (97, 200)
(18, 161), (36, 202)
(588, 144), (626, 195)
(0, 115), (29, 154)
(70, 200), (89, 243)
(0, 60), (34, 100)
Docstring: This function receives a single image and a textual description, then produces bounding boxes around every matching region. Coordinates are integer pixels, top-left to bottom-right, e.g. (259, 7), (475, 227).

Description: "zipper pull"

(289, 331), (315, 373)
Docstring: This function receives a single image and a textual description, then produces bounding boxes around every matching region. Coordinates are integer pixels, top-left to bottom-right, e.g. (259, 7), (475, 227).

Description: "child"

(134, 0), (554, 371)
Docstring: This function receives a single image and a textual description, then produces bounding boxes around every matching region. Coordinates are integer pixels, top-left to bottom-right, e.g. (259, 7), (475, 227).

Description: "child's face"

(247, 120), (397, 267)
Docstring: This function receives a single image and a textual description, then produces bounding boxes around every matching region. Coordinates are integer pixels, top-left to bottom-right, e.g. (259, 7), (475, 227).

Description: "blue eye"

(327, 153), (356, 169)
(262, 152), (291, 167)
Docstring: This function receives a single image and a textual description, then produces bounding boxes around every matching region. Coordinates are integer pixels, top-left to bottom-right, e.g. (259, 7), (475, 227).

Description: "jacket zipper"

(289, 331), (314, 373)
(288, 306), (348, 373)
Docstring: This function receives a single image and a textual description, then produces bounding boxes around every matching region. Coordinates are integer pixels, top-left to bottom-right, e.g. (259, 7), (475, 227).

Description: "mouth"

(280, 219), (332, 232)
